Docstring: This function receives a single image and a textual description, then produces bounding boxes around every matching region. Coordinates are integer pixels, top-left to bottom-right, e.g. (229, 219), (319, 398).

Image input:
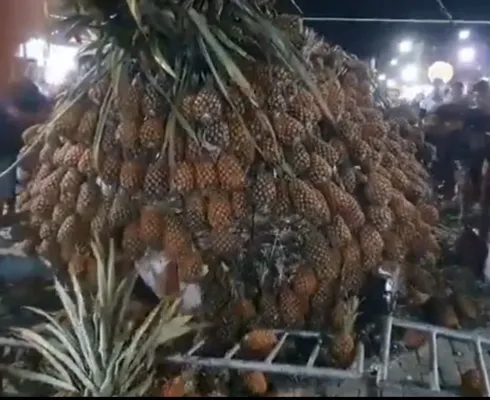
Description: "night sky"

(293, 0), (490, 58)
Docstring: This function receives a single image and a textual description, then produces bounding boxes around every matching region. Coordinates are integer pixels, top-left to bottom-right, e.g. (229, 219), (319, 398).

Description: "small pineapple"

(143, 158), (169, 200)
(252, 171), (277, 214)
(194, 160), (218, 191)
(461, 368), (485, 397)
(207, 191), (233, 232)
(331, 296), (359, 368)
(359, 224), (384, 270)
(121, 220), (145, 261)
(325, 215), (352, 248)
(75, 180), (101, 220)
(272, 112), (305, 145)
(193, 87), (223, 124)
(304, 230), (341, 282)
(140, 117), (164, 149)
(99, 153), (122, 185)
(170, 161), (195, 193)
(278, 282), (304, 328)
(308, 153), (333, 186)
(139, 206), (164, 248)
(241, 371), (268, 395)
(365, 205), (394, 233)
(119, 160), (146, 194)
(243, 329), (278, 357)
(216, 153), (246, 191)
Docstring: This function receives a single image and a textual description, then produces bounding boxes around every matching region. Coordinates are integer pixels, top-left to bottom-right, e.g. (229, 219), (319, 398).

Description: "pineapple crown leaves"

(0, 238), (196, 397)
(45, 0), (335, 158)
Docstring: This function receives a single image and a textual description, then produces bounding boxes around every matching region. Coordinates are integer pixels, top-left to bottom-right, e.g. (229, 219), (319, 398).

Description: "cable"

(303, 16), (490, 25)
(435, 0), (454, 22)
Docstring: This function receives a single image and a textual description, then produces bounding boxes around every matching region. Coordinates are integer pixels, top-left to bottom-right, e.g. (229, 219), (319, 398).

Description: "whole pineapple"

(331, 296), (359, 368)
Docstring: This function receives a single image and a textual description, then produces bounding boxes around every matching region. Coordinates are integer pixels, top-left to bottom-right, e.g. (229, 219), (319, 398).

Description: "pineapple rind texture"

(17, 2), (439, 351)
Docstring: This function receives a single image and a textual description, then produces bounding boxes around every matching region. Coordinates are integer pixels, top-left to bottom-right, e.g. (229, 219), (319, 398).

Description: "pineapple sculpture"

(15, 0), (441, 361)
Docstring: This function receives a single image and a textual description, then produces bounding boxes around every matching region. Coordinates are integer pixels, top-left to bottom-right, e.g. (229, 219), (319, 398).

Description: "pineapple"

(289, 141), (311, 174)
(75, 180), (100, 220)
(278, 282), (304, 328)
(461, 368), (485, 397)
(162, 214), (192, 260)
(252, 171), (277, 214)
(243, 329), (278, 356)
(143, 158), (169, 200)
(289, 178), (331, 224)
(76, 108), (98, 145)
(171, 161), (195, 193)
(304, 230), (342, 281)
(210, 229), (242, 258)
(330, 296), (359, 368)
(417, 203), (439, 226)
(231, 191), (249, 221)
(177, 249), (207, 283)
(107, 191), (138, 230)
(292, 265), (318, 301)
(272, 112), (305, 145)
(308, 153), (333, 186)
(140, 206), (164, 247)
(366, 206), (394, 233)
(140, 117), (164, 149)
(364, 172), (392, 206)
(122, 220), (145, 261)
(63, 144), (86, 168)
(207, 191), (233, 231)
(99, 153), (122, 185)
(325, 215), (352, 248)
(193, 87), (223, 124)
(241, 371), (268, 395)
(359, 224), (384, 270)
(306, 137), (339, 166)
(119, 160), (145, 194)
(341, 238), (365, 294)
(184, 193), (208, 233)
(201, 121), (230, 149)
(194, 160), (218, 191)
(216, 153), (246, 191)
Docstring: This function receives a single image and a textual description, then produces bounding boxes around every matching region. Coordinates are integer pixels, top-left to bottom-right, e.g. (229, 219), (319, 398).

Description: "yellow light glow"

(428, 61), (454, 84)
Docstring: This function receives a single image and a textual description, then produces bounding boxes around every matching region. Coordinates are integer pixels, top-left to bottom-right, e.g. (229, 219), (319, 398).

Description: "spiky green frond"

(0, 239), (195, 396)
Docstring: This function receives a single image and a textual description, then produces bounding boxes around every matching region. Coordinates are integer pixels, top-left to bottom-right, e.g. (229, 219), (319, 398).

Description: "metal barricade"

(378, 316), (490, 397)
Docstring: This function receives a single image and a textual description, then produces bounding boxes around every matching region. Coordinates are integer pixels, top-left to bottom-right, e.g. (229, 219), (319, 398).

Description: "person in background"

(446, 81), (464, 102)
(420, 78), (445, 117)
(0, 59), (51, 215)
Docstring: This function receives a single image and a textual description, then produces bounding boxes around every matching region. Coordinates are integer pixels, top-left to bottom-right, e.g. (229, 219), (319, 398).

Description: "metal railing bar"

(391, 317), (490, 344)
(224, 343), (241, 360)
(475, 339), (490, 397)
(164, 354), (363, 380)
(187, 339), (206, 356)
(380, 315), (394, 382)
(271, 329), (324, 338)
(306, 342), (321, 368)
(429, 332), (440, 391)
(357, 342), (365, 375)
(265, 332), (288, 364)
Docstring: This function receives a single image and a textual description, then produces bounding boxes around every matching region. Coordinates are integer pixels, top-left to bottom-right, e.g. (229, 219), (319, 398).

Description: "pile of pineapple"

(14, 3), (441, 361)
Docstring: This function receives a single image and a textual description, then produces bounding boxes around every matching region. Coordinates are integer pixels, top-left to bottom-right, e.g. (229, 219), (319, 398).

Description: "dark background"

(291, 0), (490, 58)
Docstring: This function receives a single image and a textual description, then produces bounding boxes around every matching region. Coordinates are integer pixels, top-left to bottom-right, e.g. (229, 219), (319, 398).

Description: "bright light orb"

(386, 79), (397, 88)
(458, 47), (476, 63)
(401, 64), (418, 83)
(427, 61), (454, 84)
(399, 40), (413, 53)
(378, 73), (387, 81)
(390, 58), (398, 66)
(459, 29), (470, 40)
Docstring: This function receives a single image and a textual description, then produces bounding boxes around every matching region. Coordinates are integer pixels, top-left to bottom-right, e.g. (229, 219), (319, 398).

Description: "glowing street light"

(401, 64), (418, 83)
(390, 58), (398, 66)
(458, 29), (470, 40)
(458, 47), (476, 63)
(378, 73), (387, 81)
(398, 40), (413, 53)
(386, 79), (397, 88)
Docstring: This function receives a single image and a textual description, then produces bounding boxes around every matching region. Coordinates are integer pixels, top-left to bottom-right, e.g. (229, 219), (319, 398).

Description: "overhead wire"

(302, 17), (490, 25)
